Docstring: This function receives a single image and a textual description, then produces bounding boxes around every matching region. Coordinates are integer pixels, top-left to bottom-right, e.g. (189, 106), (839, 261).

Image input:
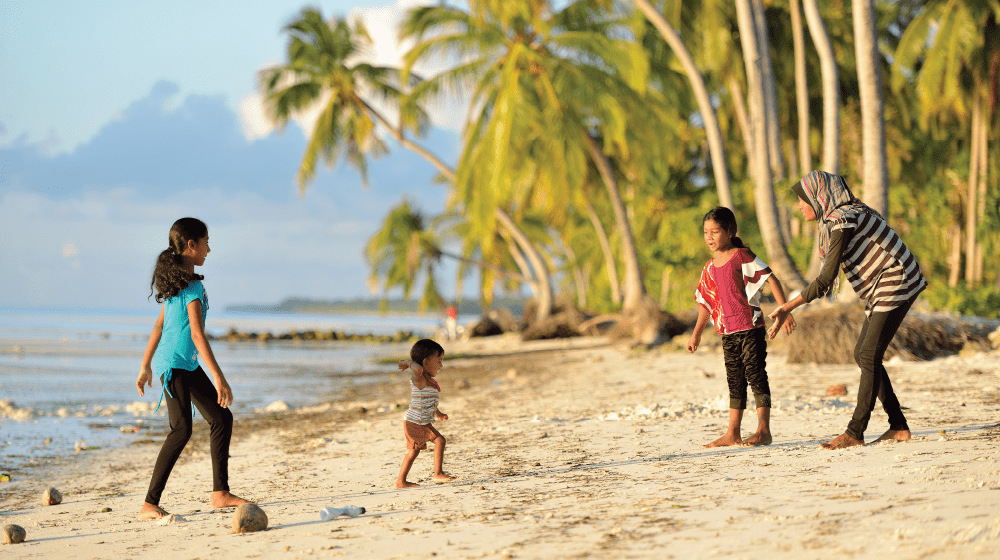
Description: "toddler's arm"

(686, 306), (710, 353)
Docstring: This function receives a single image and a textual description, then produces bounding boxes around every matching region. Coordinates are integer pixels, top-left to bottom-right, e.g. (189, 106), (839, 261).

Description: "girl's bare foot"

(820, 433), (864, 449)
(210, 491), (251, 509)
(396, 480), (419, 488)
(704, 434), (742, 448)
(139, 502), (168, 520)
(432, 473), (456, 483)
(740, 432), (772, 446)
(874, 429), (911, 443)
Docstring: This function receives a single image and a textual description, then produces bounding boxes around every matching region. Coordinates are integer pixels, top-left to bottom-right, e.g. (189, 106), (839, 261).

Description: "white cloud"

(61, 242), (79, 258)
(238, 91), (274, 142)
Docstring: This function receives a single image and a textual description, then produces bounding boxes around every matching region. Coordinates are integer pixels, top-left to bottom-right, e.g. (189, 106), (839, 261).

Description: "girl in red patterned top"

(688, 207), (796, 447)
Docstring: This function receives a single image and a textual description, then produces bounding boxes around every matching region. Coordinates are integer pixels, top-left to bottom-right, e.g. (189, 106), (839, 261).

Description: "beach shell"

(42, 487), (62, 506)
(2, 524), (26, 544)
(232, 504), (268, 533)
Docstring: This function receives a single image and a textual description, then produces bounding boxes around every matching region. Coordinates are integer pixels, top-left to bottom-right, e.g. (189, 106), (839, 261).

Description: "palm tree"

(260, 8), (420, 190)
(801, 0), (840, 175)
(262, 7), (554, 316)
(735, 0), (807, 290)
(628, 0), (734, 209)
(790, 0), (811, 177)
(892, 0), (1000, 287)
(853, 0), (889, 217)
(401, 0), (664, 317)
(366, 201), (532, 310)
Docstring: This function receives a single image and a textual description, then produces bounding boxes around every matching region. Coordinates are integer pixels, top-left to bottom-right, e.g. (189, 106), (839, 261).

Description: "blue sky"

(0, 0), (469, 311)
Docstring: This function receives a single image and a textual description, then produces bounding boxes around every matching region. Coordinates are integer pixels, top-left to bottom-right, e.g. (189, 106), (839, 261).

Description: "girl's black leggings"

(846, 300), (913, 440)
(144, 366), (233, 506)
(722, 327), (771, 410)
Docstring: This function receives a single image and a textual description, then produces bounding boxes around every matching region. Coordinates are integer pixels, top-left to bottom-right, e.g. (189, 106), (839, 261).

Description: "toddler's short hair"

(410, 338), (444, 368)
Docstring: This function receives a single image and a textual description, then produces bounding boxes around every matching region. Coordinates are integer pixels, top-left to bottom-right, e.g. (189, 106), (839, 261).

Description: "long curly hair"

(150, 218), (207, 303)
(703, 207), (747, 249)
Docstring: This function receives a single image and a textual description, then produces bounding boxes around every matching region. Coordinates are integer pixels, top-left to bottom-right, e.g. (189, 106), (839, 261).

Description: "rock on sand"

(42, 487), (62, 506)
(232, 504), (268, 533)
(2, 524), (26, 544)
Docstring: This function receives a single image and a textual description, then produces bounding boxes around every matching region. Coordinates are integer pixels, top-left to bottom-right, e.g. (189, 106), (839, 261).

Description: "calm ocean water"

(0, 307), (470, 474)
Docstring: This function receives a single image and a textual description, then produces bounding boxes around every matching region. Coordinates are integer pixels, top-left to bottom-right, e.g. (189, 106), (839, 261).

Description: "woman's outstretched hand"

(767, 307), (796, 340)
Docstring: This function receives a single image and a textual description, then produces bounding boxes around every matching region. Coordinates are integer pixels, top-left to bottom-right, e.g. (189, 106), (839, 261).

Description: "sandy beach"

(2, 333), (999, 559)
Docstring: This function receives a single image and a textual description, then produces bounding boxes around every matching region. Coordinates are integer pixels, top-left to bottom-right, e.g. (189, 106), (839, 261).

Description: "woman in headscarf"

(768, 171), (927, 449)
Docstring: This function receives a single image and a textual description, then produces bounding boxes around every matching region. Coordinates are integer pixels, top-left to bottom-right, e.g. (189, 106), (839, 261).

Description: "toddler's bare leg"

(431, 435), (455, 482)
(396, 449), (421, 488)
(704, 408), (743, 447)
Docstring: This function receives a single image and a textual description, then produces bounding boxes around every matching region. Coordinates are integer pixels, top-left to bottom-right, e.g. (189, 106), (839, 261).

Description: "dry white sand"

(2, 335), (999, 559)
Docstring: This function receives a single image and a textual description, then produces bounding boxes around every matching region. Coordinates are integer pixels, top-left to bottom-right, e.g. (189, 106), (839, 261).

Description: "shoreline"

(2, 335), (999, 558)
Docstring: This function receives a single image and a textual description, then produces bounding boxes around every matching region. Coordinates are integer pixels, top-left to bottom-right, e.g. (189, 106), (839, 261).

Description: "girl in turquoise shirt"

(135, 217), (250, 520)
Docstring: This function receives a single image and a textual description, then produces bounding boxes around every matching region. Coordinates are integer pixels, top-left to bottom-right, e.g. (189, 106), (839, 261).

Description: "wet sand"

(2, 334), (999, 559)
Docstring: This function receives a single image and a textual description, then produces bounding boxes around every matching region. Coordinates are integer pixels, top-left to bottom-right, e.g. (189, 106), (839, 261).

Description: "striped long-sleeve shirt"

(803, 210), (926, 315)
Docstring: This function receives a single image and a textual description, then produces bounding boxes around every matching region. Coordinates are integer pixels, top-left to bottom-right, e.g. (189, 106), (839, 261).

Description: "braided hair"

(149, 217), (207, 303)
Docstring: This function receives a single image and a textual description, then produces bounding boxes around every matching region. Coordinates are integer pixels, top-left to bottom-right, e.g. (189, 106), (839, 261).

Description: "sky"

(0, 0), (472, 312)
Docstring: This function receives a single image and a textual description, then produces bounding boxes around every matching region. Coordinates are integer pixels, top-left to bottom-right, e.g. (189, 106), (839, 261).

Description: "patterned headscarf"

(794, 171), (879, 287)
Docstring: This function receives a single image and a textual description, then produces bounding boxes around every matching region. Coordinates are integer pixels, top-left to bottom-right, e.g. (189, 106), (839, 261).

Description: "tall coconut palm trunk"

(584, 135), (648, 312)
(853, 0), (889, 217)
(630, 0), (734, 209)
(790, 0), (811, 177)
(585, 199), (622, 305)
(495, 207), (553, 322)
(802, 0), (840, 175)
(736, 0), (807, 291)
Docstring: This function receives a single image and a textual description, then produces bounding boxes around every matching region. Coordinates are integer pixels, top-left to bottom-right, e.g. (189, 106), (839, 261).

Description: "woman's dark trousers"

(846, 300), (913, 440)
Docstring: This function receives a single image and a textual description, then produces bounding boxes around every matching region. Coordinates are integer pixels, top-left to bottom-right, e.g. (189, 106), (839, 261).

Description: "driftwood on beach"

(785, 302), (998, 364)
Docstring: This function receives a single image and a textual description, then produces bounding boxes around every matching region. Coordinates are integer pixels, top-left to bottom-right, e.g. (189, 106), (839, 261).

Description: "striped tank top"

(833, 210), (926, 315)
(404, 379), (440, 425)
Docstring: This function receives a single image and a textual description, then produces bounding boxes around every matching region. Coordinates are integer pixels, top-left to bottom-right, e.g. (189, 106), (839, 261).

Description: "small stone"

(42, 487), (62, 506)
(101, 507), (112, 513)
(538, 432), (548, 439)
(357, 407), (368, 414)
(0, 474), (10, 482)
(506, 368), (518, 379)
(232, 504), (268, 533)
(826, 384), (848, 396)
(454, 378), (471, 390)
(2, 524), (26, 544)
(939, 429), (946, 435)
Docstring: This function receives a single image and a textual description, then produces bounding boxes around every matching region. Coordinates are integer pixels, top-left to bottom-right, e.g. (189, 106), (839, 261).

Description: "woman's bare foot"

(210, 491), (251, 509)
(704, 433), (742, 448)
(874, 429), (911, 443)
(139, 502), (169, 520)
(820, 433), (864, 449)
(432, 473), (456, 483)
(740, 431), (772, 447)
(395, 480), (419, 488)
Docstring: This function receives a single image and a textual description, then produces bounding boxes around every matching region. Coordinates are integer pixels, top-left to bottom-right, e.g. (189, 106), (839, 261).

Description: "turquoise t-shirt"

(153, 279), (208, 377)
